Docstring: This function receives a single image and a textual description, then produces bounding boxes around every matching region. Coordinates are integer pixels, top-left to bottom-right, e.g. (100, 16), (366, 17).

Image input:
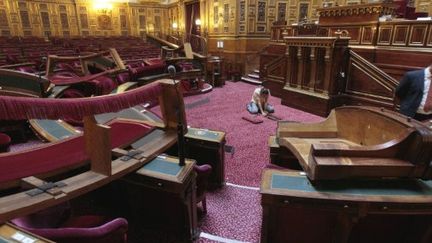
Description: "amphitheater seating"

(0, 119), (154, 185)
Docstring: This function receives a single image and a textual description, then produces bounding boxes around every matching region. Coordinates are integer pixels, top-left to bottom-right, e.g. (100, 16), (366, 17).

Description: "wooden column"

(309, 47), (317, 91)
(296, 47), (304, 88)
(323, 46), (333, 95)
(285, 46), (293, 88)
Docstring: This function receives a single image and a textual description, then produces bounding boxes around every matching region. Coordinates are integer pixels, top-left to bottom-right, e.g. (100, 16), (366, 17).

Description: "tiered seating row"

(0, 36), (161, 67)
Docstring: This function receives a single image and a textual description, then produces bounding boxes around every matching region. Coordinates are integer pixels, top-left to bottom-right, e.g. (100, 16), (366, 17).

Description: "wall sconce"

(217, 40), (224, 49)
(172, 22), (178, 29)
(195, 19), (201, 35)
(94, 0), (113, 14)
(148, 23), (154, 33)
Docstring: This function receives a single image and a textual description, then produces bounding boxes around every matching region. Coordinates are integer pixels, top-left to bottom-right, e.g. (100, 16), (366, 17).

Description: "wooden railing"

(343, 50), (399, 108)
(270, 19), (432, 48)
(185, 34), (208, 57)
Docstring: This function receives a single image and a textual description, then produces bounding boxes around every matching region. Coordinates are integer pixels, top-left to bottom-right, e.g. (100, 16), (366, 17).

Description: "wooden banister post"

(83, 116), (112, 176)
(158, 79), (187, 131)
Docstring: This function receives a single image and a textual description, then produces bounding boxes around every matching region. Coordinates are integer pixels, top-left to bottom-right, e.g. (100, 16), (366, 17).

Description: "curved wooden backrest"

(0, 68), (49, 97)
(334, 107), (408, 146)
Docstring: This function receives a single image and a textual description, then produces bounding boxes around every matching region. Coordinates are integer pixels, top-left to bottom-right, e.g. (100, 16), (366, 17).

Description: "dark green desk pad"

(34, 119), (78, 140)
(140, 157), (182, 176)
(131, 129), (164, 149)
(186, 128), (221, 141)
(271, 174), (432, 196)
(96, 107), (162, 125)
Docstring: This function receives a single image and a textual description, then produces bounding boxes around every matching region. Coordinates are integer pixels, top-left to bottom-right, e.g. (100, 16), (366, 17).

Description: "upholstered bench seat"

(0, 132), (11, 153)
(0, 120), (154, 183)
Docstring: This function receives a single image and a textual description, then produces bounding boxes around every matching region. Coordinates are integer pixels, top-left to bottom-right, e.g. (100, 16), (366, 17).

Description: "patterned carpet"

(8, 81), (322, 243)
(166, 81), (322, 242)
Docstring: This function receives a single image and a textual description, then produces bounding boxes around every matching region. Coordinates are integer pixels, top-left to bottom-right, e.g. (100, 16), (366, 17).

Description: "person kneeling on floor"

(247, 86), (274, 116)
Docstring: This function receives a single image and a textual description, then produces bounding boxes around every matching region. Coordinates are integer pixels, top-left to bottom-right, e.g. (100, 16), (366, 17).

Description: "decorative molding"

(317, 3), (395, 17)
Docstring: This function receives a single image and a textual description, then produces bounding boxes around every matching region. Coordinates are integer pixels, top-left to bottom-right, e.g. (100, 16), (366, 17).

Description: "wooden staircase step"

(248, 73), (260, 79)
(241, 76), (262, 85)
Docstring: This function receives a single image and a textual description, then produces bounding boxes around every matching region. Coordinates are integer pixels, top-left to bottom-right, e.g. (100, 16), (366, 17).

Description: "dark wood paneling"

(280, 88), (332, 117)
(374, 49), (432, 69)
(377, 26), (392, 45)
(346, 63), (394, 101)
(361, 26), (374, 45)
(409, 24), (428, 46)
(393, 25), (409, 46)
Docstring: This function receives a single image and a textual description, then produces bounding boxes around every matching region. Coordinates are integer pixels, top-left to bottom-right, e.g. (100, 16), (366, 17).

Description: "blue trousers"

(247, 102), (274, 114)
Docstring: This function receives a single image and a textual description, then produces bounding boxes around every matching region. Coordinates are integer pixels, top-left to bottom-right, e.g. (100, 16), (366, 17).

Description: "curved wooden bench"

(277, 106), (432, 181)
(0, 119), (154, 186)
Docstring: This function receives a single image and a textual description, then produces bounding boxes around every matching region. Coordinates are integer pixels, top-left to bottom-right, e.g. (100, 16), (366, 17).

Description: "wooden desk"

(0, 223), (53, 243)
(261, 169), (432, 243)
(207, 57), (224, 87)
(122, 155), (198, 241)
(185, 127), (226, 188)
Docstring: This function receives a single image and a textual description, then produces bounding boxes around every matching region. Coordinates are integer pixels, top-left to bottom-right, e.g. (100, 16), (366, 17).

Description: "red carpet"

(8, 81), (322, 242)
(154, 81), (322, 242)
(179, 81), (322, 187)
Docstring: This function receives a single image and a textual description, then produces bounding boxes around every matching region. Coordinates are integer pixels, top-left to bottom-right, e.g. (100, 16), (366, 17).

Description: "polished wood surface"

(264, 8), (432, 115)
(262, 36), (349, 116)
(0, 223), (53, 243)
(185, 127), (226, 188)
(260, 168), (432, 243)
(276, 106), (432, 181)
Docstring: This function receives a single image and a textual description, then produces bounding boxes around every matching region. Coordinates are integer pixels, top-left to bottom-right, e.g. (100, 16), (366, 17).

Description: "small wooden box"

(185, 127), (226, 188)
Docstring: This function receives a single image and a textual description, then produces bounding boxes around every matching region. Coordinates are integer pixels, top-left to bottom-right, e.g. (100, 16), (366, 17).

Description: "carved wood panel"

(377, 26), (392, 45)
(409, 25), (428, 47)
(346, 63), (394, 99)
(392, 25), (409, 46)
(361, 26), (374, 45)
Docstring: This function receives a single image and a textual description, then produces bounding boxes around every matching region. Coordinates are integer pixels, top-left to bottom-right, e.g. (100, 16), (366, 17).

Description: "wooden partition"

(264, 3), (432, 116)
(262, 36), (349, 117)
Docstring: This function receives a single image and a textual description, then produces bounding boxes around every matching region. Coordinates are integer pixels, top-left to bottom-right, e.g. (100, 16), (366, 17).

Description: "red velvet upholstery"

(127, 62), (166, 80)
(0, 120), (154, 183)
(194, 164), (212, 214)
(51, 72), (117, 95)
(16, 66), (37, 74)
(12, 203), (128, 243)
(0, 132), (11, 153)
